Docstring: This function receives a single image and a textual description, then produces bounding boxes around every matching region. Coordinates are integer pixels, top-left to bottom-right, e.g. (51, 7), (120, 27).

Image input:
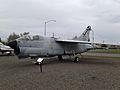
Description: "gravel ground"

(0, 55), (120, 90)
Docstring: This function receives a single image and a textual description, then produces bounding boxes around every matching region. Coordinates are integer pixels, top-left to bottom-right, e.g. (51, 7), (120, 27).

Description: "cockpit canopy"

(18, 35), (44, 41)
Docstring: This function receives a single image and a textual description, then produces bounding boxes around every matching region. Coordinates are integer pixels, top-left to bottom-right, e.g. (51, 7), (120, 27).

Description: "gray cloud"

(0, 0), (120, 43)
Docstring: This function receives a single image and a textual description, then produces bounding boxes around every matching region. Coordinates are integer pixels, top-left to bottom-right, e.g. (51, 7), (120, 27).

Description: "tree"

(73, 36), (78, 39)
(7, 32), (20, 42)
(7, 32), (30, 42)
(0, 37), (6, 44)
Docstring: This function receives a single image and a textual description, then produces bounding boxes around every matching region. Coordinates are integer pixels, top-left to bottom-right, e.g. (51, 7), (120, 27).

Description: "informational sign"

(37, 58), (43, 64)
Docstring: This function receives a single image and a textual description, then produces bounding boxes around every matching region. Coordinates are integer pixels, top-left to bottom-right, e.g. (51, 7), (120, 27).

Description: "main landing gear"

(58, 54), (82, 62)
(58, 55), (63, 61)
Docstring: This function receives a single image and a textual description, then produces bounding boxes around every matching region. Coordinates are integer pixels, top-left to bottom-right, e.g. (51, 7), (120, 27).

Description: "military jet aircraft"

(8, 26), (95, 62)
(0, 42), (14, 55)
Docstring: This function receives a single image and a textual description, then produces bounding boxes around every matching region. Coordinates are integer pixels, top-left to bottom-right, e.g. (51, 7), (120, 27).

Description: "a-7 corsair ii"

(8, 26), (95, 62)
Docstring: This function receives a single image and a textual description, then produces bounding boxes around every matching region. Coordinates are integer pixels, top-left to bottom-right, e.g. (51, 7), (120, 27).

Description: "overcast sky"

(0, 0), (120, 43)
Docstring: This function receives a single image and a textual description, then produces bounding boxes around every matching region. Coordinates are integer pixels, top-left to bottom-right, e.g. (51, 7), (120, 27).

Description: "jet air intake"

(8, 40), (20, 55)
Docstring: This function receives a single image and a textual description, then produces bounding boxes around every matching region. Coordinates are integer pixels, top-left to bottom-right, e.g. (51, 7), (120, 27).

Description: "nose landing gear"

(73, 54), (82, 62)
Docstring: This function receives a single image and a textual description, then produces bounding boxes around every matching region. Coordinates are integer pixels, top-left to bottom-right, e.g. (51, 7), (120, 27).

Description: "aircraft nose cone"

(8, 40), (17, 49)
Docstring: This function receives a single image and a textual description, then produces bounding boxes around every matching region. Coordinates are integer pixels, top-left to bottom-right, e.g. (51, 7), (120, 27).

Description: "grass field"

(88, 49), (120, 54)
(83, 55), (120, 60)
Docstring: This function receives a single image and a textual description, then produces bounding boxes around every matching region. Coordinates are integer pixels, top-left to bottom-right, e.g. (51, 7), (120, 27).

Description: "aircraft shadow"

(10, 57), (118, 69)
(42, 57), (116, 66)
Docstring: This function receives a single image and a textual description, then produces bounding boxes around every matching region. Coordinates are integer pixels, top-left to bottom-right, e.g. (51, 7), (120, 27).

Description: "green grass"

(88, 49), (120, 54)
(83, 55), (120, 60)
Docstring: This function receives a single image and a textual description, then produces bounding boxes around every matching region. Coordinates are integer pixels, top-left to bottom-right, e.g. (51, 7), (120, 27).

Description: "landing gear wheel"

(58, 55), (63, 61)
(74, 57), (80, 62)
(8, 51), (12, 56)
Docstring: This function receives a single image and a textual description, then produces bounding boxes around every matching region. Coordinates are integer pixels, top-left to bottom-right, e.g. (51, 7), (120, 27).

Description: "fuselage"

(8, 35), (93, 58)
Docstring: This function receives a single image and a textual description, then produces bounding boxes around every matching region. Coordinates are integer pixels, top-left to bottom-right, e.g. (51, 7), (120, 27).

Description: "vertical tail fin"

(73, 26), (92, 41)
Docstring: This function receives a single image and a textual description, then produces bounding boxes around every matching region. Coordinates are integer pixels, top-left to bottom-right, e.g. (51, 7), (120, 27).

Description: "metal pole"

(92, 30), (94, 43)
(44, 22), (46, 36)
(92, 30), (94, 48)
(39, 62), (42, 72)
(44, 20), (56, 36)
(40, 62), (42, 72)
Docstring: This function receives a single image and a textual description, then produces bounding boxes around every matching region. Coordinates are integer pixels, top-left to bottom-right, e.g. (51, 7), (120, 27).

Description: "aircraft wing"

(55, 39), (120, 48)
(55, 38), (92, 44)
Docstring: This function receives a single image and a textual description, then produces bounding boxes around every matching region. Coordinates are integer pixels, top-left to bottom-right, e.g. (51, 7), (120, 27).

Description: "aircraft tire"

(8, 51), (12, 56)
(74, 57), (80, 62)
(58, 55), (63, 60)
